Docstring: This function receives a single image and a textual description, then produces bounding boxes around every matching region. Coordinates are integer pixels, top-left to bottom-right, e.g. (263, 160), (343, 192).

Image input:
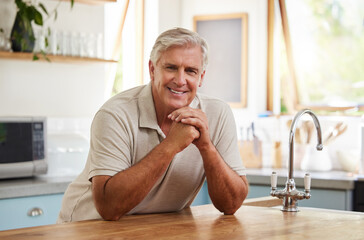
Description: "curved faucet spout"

(288, 109), (323, 179)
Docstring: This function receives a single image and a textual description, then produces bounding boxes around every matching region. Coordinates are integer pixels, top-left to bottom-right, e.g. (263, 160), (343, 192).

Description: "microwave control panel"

(32, 122), (45, 160)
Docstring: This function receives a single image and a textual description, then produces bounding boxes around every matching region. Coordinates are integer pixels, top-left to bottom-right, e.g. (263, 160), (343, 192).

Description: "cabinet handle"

(27, 207), (44, 217)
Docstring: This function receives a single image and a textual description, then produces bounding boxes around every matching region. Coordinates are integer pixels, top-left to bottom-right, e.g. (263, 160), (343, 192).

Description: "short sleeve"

(87, 110), (133, 180)
(208, 102), (246, 176)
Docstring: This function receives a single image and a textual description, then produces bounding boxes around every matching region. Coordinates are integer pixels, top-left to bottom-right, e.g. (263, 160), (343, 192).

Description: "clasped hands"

(167, 107), (211, 152)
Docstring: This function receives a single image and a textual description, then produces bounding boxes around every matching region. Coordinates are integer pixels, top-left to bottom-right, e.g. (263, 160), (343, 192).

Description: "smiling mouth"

(168, 87), (186, 95)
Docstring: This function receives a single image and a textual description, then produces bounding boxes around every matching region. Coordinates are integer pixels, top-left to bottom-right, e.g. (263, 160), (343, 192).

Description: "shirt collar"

(138, 83), (158, 130)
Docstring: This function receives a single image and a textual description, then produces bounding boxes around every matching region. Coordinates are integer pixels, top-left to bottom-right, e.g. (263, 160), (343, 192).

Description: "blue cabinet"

(0, 194), (63, 231)
(191, 181), (211, 206)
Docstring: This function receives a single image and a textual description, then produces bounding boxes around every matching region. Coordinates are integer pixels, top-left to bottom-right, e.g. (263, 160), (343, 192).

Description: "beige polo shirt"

(57, 84), (245, 223)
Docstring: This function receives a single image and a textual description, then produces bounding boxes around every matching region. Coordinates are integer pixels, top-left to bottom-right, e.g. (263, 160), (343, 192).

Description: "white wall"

(0, 60), (105, 117)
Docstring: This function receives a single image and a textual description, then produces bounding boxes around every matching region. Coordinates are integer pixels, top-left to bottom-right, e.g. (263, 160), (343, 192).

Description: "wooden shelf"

(62, 0), (116, 5)
(0, 51), (117, 64)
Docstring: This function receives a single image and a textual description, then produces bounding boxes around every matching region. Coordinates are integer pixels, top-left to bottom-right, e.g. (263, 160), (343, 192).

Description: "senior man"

(57, 28), (248, 223)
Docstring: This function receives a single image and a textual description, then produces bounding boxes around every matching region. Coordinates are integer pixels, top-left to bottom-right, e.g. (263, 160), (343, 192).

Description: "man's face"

(149, 45), (205, 114)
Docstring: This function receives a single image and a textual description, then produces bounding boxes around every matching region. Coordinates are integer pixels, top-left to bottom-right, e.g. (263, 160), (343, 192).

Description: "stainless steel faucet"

(270, 109), (323, 212)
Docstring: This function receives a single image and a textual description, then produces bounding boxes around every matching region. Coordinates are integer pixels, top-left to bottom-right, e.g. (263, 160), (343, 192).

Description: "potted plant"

(10, 0), (74, 59)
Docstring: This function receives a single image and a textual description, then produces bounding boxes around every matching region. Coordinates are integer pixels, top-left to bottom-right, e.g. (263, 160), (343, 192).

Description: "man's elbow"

(222, 207), (238, 215)
(215, 199), (241, 215)
(98, 207), (126, 221)
(102, 214), (123, 221)
(94, 200), (127, 221)
(221, 188), (249, 215)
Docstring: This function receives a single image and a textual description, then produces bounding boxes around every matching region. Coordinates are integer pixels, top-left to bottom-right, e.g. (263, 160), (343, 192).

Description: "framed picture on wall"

(193, 13), (248, 108)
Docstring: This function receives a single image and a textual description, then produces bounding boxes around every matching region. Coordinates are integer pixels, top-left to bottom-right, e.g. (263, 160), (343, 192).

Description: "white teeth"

(169, 88), (183, 94)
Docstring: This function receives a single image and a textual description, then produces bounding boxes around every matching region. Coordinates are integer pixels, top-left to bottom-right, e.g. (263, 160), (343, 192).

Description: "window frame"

(267, 0), (364, 114)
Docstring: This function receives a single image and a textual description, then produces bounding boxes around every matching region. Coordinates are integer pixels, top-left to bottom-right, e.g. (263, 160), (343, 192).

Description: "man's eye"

(165, 66), (177, 71)
(186, 69), (198, 75)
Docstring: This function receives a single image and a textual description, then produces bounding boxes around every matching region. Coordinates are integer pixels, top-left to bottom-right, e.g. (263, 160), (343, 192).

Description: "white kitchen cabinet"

(0, 193), (64, 231)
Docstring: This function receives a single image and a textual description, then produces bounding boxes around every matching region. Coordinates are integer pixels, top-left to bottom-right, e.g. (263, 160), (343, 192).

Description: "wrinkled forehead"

(157, 44), (204, 67)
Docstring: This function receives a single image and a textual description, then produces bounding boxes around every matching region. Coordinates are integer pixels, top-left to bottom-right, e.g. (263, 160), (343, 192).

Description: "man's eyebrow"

(162, 63), (177, 68)
(186, 66), (199, 70)
(162, 63), (200, 71)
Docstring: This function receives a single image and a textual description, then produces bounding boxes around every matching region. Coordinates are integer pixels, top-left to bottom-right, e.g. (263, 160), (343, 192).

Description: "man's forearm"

(93, 121), (199, 221)
(92, 139), (177, 220)
(200, 144), (249, 214)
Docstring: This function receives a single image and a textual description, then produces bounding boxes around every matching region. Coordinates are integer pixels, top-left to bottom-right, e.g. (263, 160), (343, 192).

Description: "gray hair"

(149, 28), (209, 71)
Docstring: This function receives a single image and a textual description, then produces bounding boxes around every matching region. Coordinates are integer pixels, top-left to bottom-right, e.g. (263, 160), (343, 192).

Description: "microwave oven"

(0, 117), (47, 179)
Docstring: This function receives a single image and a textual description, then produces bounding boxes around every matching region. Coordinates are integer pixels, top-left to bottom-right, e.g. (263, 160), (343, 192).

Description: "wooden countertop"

(1, 204), (363, 239)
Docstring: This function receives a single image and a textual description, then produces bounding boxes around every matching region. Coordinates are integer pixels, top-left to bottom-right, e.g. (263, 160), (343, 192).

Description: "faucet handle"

(304, 173), (311, 191)
(271, 172), (277, 189)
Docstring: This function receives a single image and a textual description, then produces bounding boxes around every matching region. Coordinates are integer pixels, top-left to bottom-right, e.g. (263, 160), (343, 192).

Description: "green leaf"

(41, 50), (51, 62)
(45, 36), (49, 48)
(15, 0), (25, 11)
(39, 3), (48, 16)
(71, 0), (74, 9)
(34, 10), (43, 26)
(26, 6), (36, 21)
(33, 54), (39, 61)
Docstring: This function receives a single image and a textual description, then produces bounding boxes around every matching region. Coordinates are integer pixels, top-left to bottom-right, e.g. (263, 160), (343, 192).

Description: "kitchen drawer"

(0, 193), (63, 231)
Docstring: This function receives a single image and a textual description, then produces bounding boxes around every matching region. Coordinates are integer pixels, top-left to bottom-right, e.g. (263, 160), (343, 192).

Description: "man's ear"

(199, 70), (206, 87)
(149, 60), (155, 81)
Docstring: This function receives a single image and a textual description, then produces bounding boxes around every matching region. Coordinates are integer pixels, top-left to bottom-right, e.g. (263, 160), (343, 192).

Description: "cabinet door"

(0, 193), (63, 231)
(191, 181), (212, 206)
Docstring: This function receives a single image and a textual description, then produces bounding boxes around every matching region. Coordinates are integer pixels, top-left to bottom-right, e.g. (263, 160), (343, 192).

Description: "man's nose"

(174, 69), (187, 86)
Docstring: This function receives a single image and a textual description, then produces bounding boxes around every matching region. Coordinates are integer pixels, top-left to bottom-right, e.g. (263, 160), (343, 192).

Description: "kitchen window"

(111, 0), (144, 96)
(268, 0), (364, 115)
